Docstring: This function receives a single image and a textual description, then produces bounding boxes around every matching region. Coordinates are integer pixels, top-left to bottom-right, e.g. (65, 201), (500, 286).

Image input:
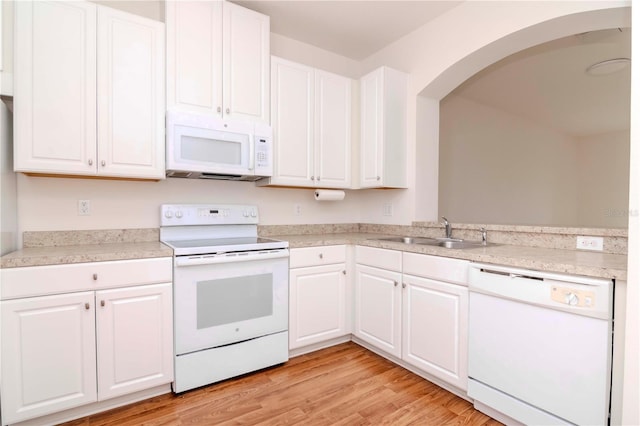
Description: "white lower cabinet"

(289, 246), (349, 350)
(353, 246), (403, 357)
(354, 264), (402, 358)
(353, 246), (469, 391)
(96, 284), (173, 400)
(0, 258), (173, 425)
(402, 274), (468, 390)
(1, 292), (98, 424)
(402, 252), (469, 391)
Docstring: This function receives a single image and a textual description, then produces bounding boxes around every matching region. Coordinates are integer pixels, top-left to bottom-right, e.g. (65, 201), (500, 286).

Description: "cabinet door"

(97, 7), (165, 179)
(354, 264), (402, 358)
(96, 283), (173, 400)
(289, 263), (348, 349)
(402, 274), (469, 390)
(14, 0), (97, 175)
(315, 70), (351, 188)
(166, 0), (222, 115)
(1, 292), (97, 424)
(359, 68), (383, 188)
(270, 56), (315, 186)
(223, 2), (270, 123)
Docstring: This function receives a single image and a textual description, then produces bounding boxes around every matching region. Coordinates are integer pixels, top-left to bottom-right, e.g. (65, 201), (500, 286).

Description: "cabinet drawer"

(355, 246), (402, 272)
(289, 245), (346, 268)
(403, 252), (469, 286)
(1, 258), (173, 300)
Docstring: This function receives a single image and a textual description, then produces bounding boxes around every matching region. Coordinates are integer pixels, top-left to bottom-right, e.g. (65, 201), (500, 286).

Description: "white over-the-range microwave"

(166, 110), (273, 181)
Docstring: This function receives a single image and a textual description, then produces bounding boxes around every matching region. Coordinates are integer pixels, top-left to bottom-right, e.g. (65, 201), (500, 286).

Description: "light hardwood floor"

(63, 342), (502, 425)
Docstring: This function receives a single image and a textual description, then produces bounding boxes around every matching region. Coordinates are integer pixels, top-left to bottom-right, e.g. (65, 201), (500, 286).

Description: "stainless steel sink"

(375, 236), (439, 244)
(371, 236), (494, 249)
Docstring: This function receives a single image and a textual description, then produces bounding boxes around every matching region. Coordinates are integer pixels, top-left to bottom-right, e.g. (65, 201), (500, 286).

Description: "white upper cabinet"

(315, 70), (352, 187)
(260, 56), (351, 188)
(360, 66), (408, 188)
(166, 0), (270, 123)
(14, 0), (97, 175)
(14, 1), (165, 179)
(97, 7), (165, 179)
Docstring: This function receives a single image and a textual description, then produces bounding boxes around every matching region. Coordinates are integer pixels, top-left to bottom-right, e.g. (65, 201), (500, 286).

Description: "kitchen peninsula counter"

(273, 232), (628, 281)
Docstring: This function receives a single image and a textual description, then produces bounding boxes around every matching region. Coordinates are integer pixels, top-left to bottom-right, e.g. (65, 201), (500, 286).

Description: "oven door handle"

(175, 249), (289, 266)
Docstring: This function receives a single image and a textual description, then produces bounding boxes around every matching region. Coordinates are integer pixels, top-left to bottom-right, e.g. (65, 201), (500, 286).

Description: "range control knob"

(250, 209), (257, 217)
(175, 211), (183, 218)
(565, 292), (579, 306)
(243, 210), (249, 218)
(164, 210), (173, 219)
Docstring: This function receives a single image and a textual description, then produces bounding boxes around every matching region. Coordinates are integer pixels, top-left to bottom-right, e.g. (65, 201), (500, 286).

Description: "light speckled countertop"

(0, 242), (173, 269)
(276, 233), (628, 281)
(1, 229), (627, 281)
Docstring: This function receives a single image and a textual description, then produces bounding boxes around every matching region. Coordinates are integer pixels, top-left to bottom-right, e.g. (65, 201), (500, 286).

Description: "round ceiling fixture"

(586, 58), (631, 75)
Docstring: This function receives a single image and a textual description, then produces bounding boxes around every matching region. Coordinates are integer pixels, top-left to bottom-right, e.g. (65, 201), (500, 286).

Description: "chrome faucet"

(441, 216), (452, 239)
(480, 227), (487, 245)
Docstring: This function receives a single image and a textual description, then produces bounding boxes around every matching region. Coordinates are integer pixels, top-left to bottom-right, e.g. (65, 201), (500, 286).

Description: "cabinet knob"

(343, 270), (346, 275)
(394, 281), (398, 287)
(101, 160), (106, 167)
(88, 159), (93, 166)
(310, 176), (315, 181)
(100, 300), (105, 307)
(225, 108), (230, 114)
(217, 106), (222, 113)
(319, 253), (323, 259)
(316, 176), (320, 181)
(85, 303), (90, 310)
(376, 176), (381, 181)
(402, 283), (406, 289)
(93, 273), (98, 281)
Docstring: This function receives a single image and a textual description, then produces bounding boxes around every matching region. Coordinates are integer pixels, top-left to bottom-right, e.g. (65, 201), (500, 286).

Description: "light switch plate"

(576, 236), (603, 251)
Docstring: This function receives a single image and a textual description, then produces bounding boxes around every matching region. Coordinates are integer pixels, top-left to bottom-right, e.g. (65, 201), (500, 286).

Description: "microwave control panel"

(255, 138), (270, 169)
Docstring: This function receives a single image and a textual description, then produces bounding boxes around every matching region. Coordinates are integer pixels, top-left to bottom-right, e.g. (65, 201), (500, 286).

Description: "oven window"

(196, 273), (273, 328)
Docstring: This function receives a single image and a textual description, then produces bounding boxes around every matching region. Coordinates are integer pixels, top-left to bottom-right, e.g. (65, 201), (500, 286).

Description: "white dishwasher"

(468, 263), (613, 426)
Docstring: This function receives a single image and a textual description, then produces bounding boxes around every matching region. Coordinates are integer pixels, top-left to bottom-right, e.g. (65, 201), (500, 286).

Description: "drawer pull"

(85, 303), (90, 310)
(100, 300), (105, 307)
(319, 253), (323, 259)
(93, 273), (98, 281)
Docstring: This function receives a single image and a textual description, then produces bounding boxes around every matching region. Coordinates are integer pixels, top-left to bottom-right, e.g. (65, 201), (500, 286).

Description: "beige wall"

(438, 95), (578, 226)
(438, 96), (630, 228)
(577, 131), (630, 228)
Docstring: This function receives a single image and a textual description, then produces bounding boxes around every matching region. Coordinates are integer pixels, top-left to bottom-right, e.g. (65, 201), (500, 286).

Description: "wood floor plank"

(60, 342), (502, 426)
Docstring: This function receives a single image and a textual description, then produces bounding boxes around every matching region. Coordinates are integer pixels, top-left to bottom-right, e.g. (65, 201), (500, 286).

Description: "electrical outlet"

(78, 200), (90, 216)
(294, 204), (302, 216)
(383, 203), (393, 217)
(576, 236), (603, 251)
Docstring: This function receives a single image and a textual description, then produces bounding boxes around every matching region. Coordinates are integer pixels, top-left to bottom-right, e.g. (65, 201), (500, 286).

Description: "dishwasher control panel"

(551, 286), (596, 308)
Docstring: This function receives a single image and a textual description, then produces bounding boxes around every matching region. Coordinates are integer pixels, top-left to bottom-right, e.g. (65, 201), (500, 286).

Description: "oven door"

(173, 250), (289, 355)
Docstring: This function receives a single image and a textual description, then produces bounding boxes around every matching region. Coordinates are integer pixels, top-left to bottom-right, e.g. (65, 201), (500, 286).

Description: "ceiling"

(232, 1), (462, 60)
(449, 28), (631, 138)
(232, 1), (629, 138)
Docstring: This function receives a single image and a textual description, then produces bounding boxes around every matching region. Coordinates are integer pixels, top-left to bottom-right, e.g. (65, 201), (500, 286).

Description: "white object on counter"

(314, 189), (345, 201)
